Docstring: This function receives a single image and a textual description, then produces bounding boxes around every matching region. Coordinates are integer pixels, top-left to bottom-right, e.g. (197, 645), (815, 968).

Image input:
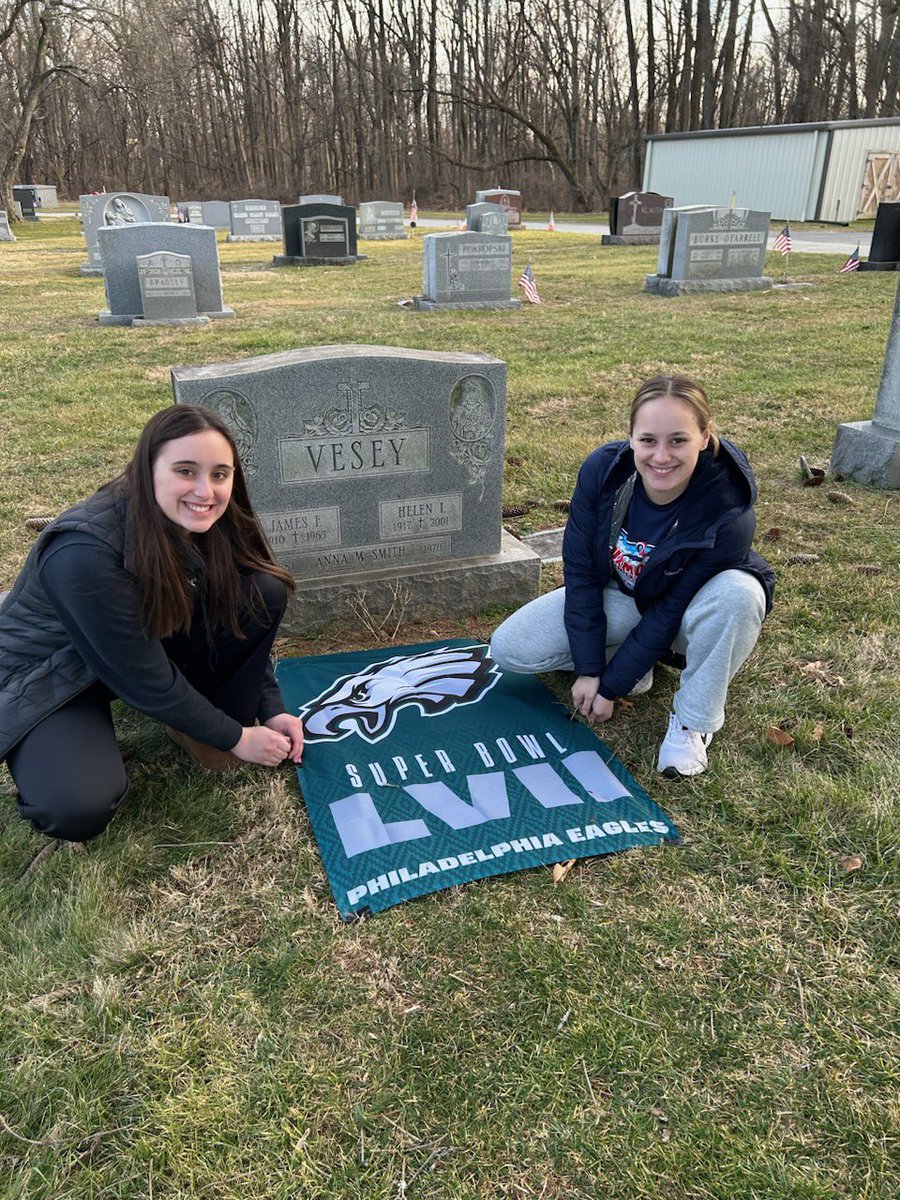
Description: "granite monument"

(475, 189), (522, 228)
(275, 202), (361, 266)
(227, 199), (282, 242)
(413, 231), (520, 311)
(602, 191), (674, 245)
(358, 202), (407, 240)
(644, 205), (772, 295)
(80, 192), (171, 276)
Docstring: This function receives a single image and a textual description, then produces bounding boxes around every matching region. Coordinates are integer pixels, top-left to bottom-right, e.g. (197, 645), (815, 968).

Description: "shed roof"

(646, 118), (900, 143)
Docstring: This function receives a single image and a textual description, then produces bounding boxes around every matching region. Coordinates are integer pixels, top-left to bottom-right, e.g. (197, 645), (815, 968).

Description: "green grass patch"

(0, 219), (897, 1199)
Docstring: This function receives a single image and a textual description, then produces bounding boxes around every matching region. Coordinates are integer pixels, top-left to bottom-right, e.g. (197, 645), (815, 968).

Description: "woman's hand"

(232, 723), (293, 766)
(264, 713), (304, 763)
(571, 675), (615, 724)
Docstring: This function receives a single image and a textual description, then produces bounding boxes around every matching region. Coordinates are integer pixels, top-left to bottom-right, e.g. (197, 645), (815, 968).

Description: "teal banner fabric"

(277, 640), (679, 918)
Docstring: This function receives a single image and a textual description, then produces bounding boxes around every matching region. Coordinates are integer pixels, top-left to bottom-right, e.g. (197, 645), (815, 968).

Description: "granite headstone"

(0, 210), (14, 242)
(413, 232), (520, 311)
(644, 206), (772, 295)
(602, 191), (674, 245)
(80, 192), (171, 276)
(97, 223), (233, 325)
(31, 184), (59, 209)
(275, 203), (360, 266)
(134, 251), (208, 326)
(475, 189), (522, 227)
(227, 199), (282, 242)
(466, 203), (509, 234)
(831, 276), (900, 487)
(171, 345), (539, 631)
(12, 186), (37, 221)
(859, 201), (900, 272)
(358, 201), (407, 240)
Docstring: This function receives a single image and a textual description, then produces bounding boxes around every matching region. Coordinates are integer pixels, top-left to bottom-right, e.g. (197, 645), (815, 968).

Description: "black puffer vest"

(0, 487), (133, 759)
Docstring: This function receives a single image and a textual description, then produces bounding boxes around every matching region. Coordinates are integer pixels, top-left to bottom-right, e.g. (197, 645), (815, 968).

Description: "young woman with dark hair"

(490, 374), (776, 777)
(0, 405), (304, 842)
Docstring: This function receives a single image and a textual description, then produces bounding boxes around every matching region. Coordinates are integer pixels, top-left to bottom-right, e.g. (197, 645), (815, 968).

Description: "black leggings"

(8, 572), (287, 842)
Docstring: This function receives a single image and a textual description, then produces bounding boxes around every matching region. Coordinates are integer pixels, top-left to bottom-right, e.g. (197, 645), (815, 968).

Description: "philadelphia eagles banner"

(277, 640), (679, 919)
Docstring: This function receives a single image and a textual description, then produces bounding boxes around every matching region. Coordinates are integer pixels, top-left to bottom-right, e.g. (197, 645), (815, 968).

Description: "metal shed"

(642, 119), (900, 223)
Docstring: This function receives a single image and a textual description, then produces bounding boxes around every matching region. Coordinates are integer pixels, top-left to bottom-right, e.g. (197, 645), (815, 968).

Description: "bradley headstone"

(171, 345), (539, 631)
(275, 203), (360, 266)
(602, 191), (674, 245)
(135, 251), (207, 326)
(644, 206), (772, 295)
(12, 186), (37, 221)
(466, 203), (509, 234)
(413, 231), (520, 311)
(831, 276), (900, 487)
(0, 211), (14, 242)
(859, 201), (900, 272)
(475, 189), (522, 228)
(227, 199), (281, 242)
(80, 192), (171, 276)
(97, 223), (233, 325)
(358, 201), (407, 240)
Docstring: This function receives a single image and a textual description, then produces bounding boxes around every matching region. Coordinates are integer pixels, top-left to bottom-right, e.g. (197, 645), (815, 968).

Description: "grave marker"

(644, 206), (772, 295)
(226, 199), (282, 242)
(466, 203), (509, 234)
(859, 201), (900, 271)
(413, 231), (520, 311)
(602, 191), (674, 245)
(0, 210), (15, 242)
(135, 251), (208, 326)
(12, 186), (37, 221)
(80, 192), (171, 276)
(475, 189), (522, 227)
(275, 202), (361, 266)
(358, 201), (407, 240)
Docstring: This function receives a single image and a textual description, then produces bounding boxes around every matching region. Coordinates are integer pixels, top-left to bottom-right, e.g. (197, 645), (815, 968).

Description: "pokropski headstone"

(171, 345), (540, 632)
(12, 186), (37, 221)
(602, 191), (674, 245)
(0, 210), (15, 242)
(227, 199), (282, 242)
(859, 201), (900, 272)
(97, 223), (233, 325)
(134, 251), (208, 326)
(80, 192), (171, 276)
(644, 206), (773, 295)
(831, 276), (900, 487)
(475, 189), (522, 227)
(299, 194), (344, 206)
(413, 232), (520, 311)
(275, 203), (361, 266)
(358, 201), (407, 240)
(466, 203), (509, 234)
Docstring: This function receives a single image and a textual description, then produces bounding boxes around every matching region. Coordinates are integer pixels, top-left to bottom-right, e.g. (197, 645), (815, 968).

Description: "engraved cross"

(338, 367), (371, 432)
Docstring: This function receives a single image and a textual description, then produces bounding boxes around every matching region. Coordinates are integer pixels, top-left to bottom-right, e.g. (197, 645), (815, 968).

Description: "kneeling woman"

(491, 374), (775, 777)
(1, 405), (304, 841)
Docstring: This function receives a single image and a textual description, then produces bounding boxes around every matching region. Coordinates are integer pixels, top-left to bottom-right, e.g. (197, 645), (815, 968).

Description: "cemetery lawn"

(1, 219), (898, 1200)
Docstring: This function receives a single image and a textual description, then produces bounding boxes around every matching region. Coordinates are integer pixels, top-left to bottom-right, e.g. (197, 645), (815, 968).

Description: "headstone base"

(601, 234), (661, 246)
(273, 254), (365, 267)
(859, 261), (900, 272)
(830, 420), (900, 489)
(80, 264), (104, 277)
(132, 315), (211, 327)
(278, 529), (541, 635)
(99, 307), (234, 325)
(411, 296), (522, 311)
(226, 234), (282, 242)
(644, 275), (774, 296)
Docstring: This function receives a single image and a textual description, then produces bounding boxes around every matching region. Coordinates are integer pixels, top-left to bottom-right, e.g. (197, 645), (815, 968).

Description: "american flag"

(518, 262), (541, 304)
(839, 245), (860, 273)
(772, 224), (792, 255)
(410, 198), (418, 224)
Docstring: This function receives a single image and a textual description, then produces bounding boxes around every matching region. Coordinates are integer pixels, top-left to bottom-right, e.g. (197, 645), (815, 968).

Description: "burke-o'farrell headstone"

(171, 345), (539, 631)
(645, 206), (772, 295)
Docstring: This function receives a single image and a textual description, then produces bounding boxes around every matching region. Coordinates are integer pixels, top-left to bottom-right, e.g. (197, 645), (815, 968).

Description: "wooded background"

(2, 0), (899, 216)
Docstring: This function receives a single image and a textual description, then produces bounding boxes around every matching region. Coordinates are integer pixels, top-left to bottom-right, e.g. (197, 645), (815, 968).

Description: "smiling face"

(151, 429), (235, 532)
(629, 396), (710, 504)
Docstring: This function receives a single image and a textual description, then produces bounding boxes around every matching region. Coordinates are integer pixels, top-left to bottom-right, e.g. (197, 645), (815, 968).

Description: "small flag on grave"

(518, 261), (541, 304)
(839, 245), (860, 273)
(548, 211), (556, 231)
(772, 224), (792, 255)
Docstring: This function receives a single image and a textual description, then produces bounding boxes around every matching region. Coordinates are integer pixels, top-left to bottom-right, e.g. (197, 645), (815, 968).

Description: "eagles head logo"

(301, 644), (500, 744)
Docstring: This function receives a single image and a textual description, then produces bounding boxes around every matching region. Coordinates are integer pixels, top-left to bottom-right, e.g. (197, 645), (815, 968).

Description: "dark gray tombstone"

(831, 277), (900, 487)
(475, 189), (522, 227)
(227, 200), (282, 242)
(602, 191), (674, 245)
(466, 203), (509, 234)
(80, 192), (171, 276)
(860, 202), (900, 272)
(171, 345), (539, 632)
(0, 210), (15, 242)
(644, 206), (772, 295)
(134, 251), (208, 326)
(413, 232), (520, 310)
(358, 201), (407, 240)
(97, 223), (234, 325)
(275, 203), (361, 266)
(12, 186), (37, 221)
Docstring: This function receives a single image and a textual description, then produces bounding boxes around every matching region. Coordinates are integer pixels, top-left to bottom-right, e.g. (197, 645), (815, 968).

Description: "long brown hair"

(117, 405), (294, 639)
(629, 374), (720, 455)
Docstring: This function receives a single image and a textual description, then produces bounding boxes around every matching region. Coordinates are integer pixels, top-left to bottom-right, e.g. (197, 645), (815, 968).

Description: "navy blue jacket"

(563, 438), (775, 700)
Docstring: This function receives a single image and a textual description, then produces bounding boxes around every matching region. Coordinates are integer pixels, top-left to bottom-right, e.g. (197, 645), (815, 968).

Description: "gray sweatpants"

(489, 570), (766, 734)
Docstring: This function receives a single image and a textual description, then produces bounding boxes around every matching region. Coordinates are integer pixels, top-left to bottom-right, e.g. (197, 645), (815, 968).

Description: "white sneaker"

(657, 712), (712, 778)
(627, 669), (654, 697)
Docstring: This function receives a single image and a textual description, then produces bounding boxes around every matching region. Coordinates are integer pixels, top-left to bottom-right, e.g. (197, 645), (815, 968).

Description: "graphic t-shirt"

(611, 481), (683, 592)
